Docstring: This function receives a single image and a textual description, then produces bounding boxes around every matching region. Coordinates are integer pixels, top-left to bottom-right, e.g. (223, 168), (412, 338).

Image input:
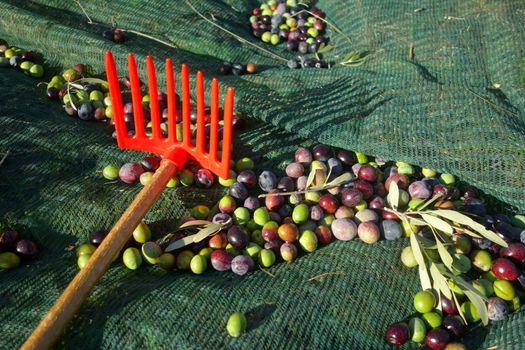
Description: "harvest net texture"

(1, 0), (525, 349)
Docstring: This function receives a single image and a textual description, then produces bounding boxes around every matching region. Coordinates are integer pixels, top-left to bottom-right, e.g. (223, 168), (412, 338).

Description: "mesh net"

(1, 0), (525, 349)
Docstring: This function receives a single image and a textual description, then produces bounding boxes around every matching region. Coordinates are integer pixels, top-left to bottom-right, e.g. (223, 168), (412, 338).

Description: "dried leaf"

(192, 223), (222, 243)
(431, 210), (508, 247)
(465, 290), (489, 325)
(389, 181), (400, 211)
(179, 220), (212, 229)
(165, 234), (195, 252)
(429, 263), (452, 299)
(421, 213), (453, 234)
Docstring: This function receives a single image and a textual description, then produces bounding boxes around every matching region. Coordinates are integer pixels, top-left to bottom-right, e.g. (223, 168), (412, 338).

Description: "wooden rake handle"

(21, 160), (178, 350)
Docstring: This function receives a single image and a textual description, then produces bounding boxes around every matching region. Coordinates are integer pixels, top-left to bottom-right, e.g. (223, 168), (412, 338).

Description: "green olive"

(258, 249), (276, 268)
(122, 247), (142, 270)
(141, 241), (162, 264)
(409, 317), (426, 342)
(176, 250), (194, 270)
(190, 254), (207, 274)
(133, 223), (151, 243)
(253, 207), (270, 226)
(157, 253), (175, 270)
(226, 312), (247, 338)
(460, 301), (480, 323)
(77, 254), (91, 269)
(191, 205), (210, 220)
(298, 230), (318, 253)
(413, 290), (436, 313)
(493, 280), (516, 301)
(76, 244), (96, 257)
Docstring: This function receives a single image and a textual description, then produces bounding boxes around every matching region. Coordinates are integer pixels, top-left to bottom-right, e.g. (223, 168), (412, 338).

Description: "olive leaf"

(429, 263), (452, 300)
(389, 181), (400, 211)
(431, 210), (508, 247)
(444, 272), (488, 301)
(413, 194), (442, 211)
(304, 165), (317, 190)
(433, 234), (454, 270)
(323, 172), (354, 188)
(317, 43), (334, 54)
(179, 220), (212, 229)
(452, 290), (468, 325)
(340, 50), (373, 67)
(421, 213), (454, 235)
(165, 234), (195, 252)
(192, 223), (223, 243)
(465, 290), (489, 326)
(410, 233), (432, 290)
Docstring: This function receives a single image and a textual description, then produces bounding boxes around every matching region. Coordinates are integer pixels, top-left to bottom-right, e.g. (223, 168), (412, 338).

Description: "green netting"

(1, 0), (525, 349)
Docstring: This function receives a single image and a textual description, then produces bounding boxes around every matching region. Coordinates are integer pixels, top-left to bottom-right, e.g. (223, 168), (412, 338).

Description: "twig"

(308, 271), (344, 281)
(466, 88), (518, 117)
(184, 0), (288, 62)
(75, 0), (179, 49)
(75, 0), (95, 24)
(0, 150), (10, 168)
(259, 266), (275, 277)
(409, 43), (414, 61)
(257, 180), (355, 198)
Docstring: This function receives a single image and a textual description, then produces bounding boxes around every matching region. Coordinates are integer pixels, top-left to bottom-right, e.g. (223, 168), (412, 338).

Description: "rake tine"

(128, 54), (145, 139)
(196, 71), (206, 154)
(165, 58), (177, 144)
(209, 78), (219, 162)
(146, 56), (161, 140)
(105, 51), (127, 148)
(181, 64), (191, 148)
(221, 87), (234, 179)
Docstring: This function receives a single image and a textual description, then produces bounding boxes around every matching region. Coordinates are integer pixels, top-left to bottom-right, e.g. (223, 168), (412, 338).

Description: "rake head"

(104, 51), (234, 179)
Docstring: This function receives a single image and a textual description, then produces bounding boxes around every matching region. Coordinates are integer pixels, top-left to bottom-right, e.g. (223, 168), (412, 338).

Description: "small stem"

(122, 29), (179, 49)
(308, 271), (344, 281)
(0, 150), (10, 168)
(74, 0), (94, 24)
(184, 0), (288, 62)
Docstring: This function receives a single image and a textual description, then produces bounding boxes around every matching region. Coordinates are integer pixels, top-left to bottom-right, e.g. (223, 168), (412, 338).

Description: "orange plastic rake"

(21, 51), (234, 350)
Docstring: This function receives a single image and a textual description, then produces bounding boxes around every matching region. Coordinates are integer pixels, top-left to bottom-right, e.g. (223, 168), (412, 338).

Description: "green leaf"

(165, 234), (195, 252)
(324, 172), (354, 188)
(416, 194), (442, 211)
(452, 290), (468, 325)
(431, 210), (508, 247)
(429, 263), (452, 299)
(465, 290), (489, 325)
(389, 181), (400, 211)
(305, 166), (317, 190)
(434, 236), (454, 270)
(444, 273), (488, 301)
(421, 213), (454, 234)
(410, 233), (431, 289)
(192, 223), (222, 243)
(317, 43), (334, 53)
(179, 220), (212, 229)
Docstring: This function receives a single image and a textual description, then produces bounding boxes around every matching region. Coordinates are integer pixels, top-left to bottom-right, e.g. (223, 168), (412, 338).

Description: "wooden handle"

(21, 160), (178, 350)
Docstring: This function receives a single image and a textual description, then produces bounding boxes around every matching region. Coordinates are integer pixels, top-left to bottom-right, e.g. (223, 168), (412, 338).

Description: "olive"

(15, 239), (39, 259)
(227, 312), (247, 338)
(122, 247), (142, 270)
